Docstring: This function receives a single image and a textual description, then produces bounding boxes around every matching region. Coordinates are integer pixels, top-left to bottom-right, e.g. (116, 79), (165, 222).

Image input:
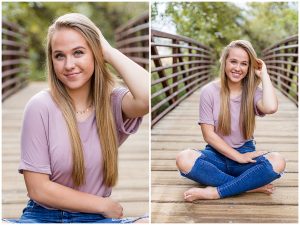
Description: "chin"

(228, 78), (242, 83)
(63, 82), (86, 91)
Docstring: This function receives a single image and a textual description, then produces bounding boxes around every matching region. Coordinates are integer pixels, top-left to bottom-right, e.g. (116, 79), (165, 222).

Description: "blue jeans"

(180, 140), (282, 198)
(6, 200), (146, 223)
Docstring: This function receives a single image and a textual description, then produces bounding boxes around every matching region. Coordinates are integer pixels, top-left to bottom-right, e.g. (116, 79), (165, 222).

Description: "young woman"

(16, 13), (149, 223)
(176, 40), (286, 201)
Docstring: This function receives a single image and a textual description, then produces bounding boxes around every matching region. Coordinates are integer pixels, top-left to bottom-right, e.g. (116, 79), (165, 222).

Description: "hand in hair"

(254, 59), (268, 78)
(95, 29), (149, 118)
(235, 150), (268, 163)
(96, 28), (114, 63)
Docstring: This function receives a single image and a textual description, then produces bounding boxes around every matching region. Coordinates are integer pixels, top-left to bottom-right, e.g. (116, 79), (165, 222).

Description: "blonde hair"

(218, 40), (261, 139)
(46, 13), (118, 187)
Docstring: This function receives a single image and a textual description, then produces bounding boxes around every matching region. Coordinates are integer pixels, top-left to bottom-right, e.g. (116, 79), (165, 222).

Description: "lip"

(231, 72), (242, 78)
(64, 72), (81, 77)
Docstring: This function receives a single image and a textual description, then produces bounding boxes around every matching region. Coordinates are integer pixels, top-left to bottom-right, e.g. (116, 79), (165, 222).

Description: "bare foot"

(184, 186), (220, 202)
(247, 184), (275, 195)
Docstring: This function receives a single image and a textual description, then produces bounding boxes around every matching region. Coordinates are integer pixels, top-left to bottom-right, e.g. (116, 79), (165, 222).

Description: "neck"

(227, 80), (242, 93)
(66, 81), (92, 110)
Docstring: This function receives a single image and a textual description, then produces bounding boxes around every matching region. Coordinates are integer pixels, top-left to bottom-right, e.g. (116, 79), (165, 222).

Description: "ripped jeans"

(180, 140), (282, 198)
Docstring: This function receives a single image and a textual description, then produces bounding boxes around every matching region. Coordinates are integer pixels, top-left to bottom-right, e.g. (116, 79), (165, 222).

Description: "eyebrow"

(53, 46), (86, 53)
(228, 58), (249, 63)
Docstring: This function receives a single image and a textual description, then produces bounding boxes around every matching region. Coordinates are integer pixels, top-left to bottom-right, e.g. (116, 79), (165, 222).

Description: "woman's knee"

(265, 152), (286, 174)
(176, 149), (200, 174)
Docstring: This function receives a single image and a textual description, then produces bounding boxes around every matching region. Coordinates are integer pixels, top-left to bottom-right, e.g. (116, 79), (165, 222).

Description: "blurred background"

(3, 2), (148, 81)
(151, 2), (298, 223)
(150, 2), (298, 125)
(152, 2), (298, 62)
(2, 2), (149, 220)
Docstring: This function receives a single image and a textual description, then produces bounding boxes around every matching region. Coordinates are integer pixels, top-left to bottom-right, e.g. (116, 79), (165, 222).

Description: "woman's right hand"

(236, 151), (268, 163)
(101, 198), (123, 219)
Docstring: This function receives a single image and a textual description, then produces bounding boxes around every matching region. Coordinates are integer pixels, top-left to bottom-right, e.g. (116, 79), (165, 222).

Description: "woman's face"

(225, 47), (249, 85)
(51, 28), (95, 92)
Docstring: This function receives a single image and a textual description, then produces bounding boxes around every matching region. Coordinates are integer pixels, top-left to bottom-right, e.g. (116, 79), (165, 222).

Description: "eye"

(74, 50), (84, 57)
(54, 53), (64, 60)
(241, 62), (248, 66)
(230, 60), (237, 64)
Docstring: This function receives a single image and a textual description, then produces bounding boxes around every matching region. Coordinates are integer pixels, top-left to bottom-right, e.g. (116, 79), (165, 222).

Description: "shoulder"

(24, 90), (55, 116)
(111, 86), (128, 98)
(110, 86), (129, 104)
(255, 86), (263, 94)
(200, 80), (220, 96)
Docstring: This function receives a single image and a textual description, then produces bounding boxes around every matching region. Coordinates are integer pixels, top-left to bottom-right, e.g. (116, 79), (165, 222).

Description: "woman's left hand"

(255, 59), (268, 78)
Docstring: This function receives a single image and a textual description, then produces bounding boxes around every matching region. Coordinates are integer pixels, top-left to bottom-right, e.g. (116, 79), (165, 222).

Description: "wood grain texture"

(151, 87), (298, 223)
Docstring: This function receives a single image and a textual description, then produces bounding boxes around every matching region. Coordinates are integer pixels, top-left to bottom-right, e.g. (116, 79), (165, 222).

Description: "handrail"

(262, 35), (298, 106)
(151, 29), (214, 127)
(2, 19), (29, 101)
(115, 11), (149, 70)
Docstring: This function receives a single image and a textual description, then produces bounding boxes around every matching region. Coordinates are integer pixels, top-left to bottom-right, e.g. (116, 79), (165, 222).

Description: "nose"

(64, 56), (75, 70)
(234, 63), (242, 71)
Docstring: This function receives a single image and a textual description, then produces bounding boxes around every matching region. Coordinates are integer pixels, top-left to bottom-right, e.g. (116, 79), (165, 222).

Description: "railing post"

(172, 39), (178, 102)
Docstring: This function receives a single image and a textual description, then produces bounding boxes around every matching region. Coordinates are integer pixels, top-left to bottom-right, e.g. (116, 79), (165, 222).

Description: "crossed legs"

(176, 149), (286, 201)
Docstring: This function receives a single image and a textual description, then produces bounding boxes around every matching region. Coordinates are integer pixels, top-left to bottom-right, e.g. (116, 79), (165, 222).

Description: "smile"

(231, 72), (242, 78)
(64, 72), (81, 77)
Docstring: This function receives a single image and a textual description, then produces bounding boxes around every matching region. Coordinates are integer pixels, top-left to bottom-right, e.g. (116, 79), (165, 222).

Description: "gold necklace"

(76, 104), (93, 115)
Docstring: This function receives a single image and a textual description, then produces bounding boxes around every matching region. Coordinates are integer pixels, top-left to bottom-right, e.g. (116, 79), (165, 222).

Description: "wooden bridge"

(2, 13), (149, 219)
(151, 32), (298, 223)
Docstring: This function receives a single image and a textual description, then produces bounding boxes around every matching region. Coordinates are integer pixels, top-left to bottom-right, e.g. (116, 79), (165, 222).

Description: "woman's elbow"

(202, 132), (213, 143)
(264, 104), (278, 114)
(26, 181), (50, 204)
(27, 187), (44, 203)
(137, 99), (149, 116)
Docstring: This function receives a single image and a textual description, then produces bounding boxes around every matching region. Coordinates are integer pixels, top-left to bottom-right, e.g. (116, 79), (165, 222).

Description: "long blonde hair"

(46, 13), (118, 187)
(218, 40), (261, 139)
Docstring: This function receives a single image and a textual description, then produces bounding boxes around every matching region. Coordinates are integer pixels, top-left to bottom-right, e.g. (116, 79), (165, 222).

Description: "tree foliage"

(243, 2), (298, 53)
(153, 2), (298, 60)
(2, 2), (148, 80)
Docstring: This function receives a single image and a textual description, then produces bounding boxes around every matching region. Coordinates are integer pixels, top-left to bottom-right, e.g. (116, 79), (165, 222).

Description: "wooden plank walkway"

(2, 82), (149, 219)
(151, 85), (298, 223)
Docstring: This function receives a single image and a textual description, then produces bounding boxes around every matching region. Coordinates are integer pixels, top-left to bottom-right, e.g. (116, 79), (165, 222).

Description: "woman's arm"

(201, 124), (267, 163)
(23, 171), (123, 218)
(255, 59), (278, 114)
(99, 31), (149, 118)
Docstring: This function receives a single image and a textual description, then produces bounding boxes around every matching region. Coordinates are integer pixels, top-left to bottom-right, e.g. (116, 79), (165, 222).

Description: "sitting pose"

(176, 40), (286, 201)
(15, 13), (149, 223)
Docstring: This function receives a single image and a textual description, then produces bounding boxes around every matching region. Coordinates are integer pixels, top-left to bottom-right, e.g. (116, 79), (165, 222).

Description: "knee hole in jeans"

(263, 152), (286, 174)
(176, 149), (201, 174)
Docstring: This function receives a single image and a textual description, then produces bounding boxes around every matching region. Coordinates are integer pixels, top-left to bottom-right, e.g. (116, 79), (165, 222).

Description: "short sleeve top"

(19, 87), (142, 198)
(198, 81), (264, 148)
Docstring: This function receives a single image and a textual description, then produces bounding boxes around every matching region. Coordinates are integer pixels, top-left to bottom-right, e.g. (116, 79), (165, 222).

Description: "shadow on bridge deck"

(151, 85), (298, 223)
(2, 82), (149, 219)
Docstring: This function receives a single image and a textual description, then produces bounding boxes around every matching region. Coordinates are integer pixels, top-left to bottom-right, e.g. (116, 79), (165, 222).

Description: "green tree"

(153, 2), (298, 58)
(243, 2), (298, 54)
(163, 2), (244, 60)
(2, 2), (148, 80)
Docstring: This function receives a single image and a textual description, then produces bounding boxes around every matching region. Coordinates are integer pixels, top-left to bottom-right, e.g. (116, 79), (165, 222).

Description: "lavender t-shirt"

(19, 87), (142, 198)
(199, 81), (264, 148)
